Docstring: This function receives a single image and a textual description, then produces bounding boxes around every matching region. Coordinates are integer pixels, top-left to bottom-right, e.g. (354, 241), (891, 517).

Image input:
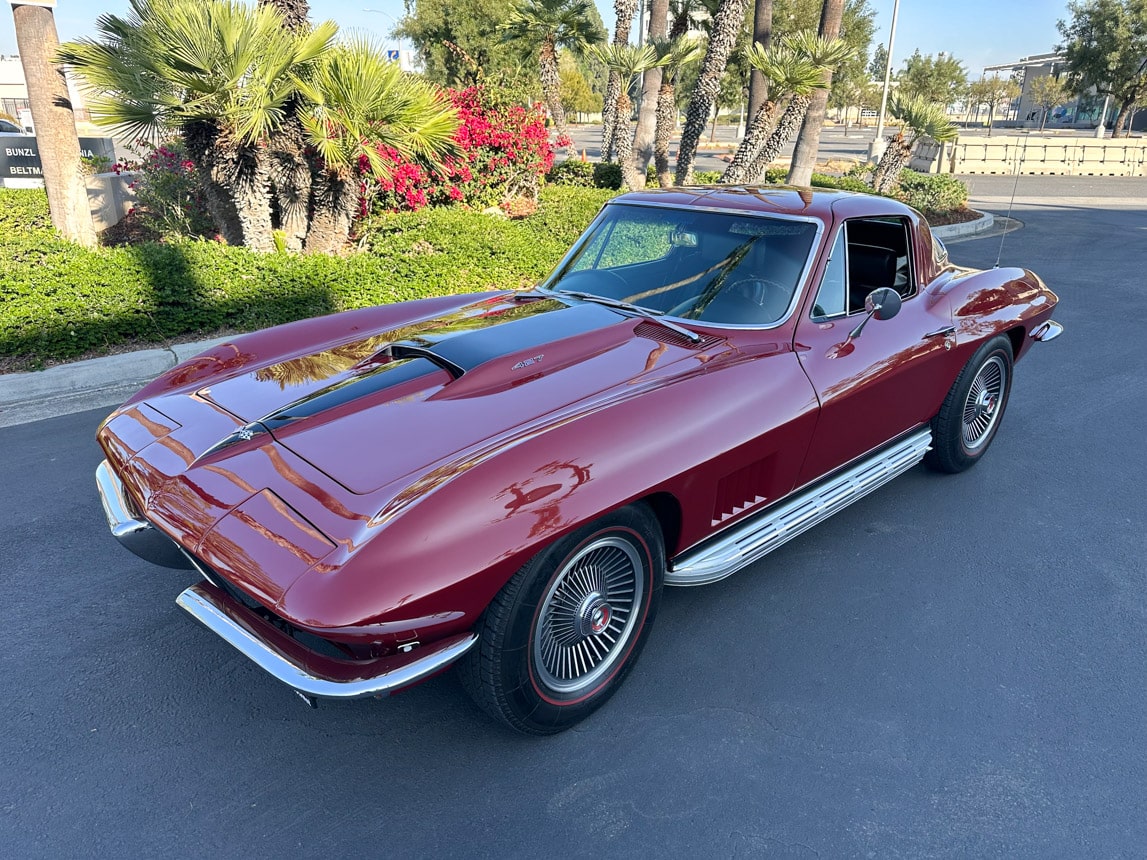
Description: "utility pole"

(869, 0), (900, 163)
(10, 0), (96, 246)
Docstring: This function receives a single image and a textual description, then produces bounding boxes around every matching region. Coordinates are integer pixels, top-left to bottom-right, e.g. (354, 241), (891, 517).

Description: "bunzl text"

(5, 147), (35, 157)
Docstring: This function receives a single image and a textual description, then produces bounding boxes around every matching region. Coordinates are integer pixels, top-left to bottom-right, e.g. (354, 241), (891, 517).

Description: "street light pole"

(870, 0), (900, 162)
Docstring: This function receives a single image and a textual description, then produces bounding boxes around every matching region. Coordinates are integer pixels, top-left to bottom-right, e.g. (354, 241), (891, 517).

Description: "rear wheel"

(925, 335), (1013, 473)
(459, 505), (664, 734)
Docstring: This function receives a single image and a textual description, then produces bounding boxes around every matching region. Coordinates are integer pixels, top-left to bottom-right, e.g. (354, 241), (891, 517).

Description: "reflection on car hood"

(189, 295), (715, 495)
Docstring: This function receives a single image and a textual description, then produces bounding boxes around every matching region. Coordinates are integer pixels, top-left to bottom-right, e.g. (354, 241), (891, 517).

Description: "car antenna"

(994, 134), (1029, 269)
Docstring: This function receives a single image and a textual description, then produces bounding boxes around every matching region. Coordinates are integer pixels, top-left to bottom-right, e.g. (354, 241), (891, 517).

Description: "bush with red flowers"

(120, 140), (215, 238)
(370, 84), (555, 215)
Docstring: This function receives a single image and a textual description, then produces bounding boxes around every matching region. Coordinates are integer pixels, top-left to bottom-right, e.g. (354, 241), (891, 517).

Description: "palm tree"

(297, 37), (457, 253)
(61, 0), (457, 253)
(745, 31), (852, 183)
(650, 36), (703, 187)
(259, 0), (310, 250)
(601, 0), (639, 162)
(586, 43), (667, 190)
(870, 94), (958, 194)
(674, 0), (751, 185)
(722, 32), (851, 184)
(12, 2), (95, 246)
(61, 0), (337, 250)
(502, 0), (604, 157)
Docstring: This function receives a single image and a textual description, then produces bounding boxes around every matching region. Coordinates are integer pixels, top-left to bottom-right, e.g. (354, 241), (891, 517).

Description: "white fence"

(911, 135), (1147, 177)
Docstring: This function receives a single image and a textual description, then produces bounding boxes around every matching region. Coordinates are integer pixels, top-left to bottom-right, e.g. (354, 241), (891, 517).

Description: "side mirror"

(848, 288), (903, 340)
(865, 287), (902, 321)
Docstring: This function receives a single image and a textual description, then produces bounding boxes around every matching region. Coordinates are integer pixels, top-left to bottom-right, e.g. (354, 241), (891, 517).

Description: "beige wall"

(912, 135), (1147, 177)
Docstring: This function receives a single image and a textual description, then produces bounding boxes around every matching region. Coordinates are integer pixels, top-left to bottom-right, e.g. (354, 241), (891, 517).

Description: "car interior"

(812, 217), (915, 320)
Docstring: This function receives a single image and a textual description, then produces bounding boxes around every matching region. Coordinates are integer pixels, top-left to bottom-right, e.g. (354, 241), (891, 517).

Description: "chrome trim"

(176, 583), (479, 701)
(538, 199), (826, 332)
(96, 460), (193, 569)
(666, 428), (932, 586)
(1030, 320), (1064, 342)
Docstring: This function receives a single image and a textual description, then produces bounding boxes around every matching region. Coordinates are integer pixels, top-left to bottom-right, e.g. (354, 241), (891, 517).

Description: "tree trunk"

(258, 0), (309, 31)
(183, 122), (243, 244)
(747, 94), (811, 182)
(1039, 108), (1047, 132)
(675, 0), (751, 185)
(655, 82), (676, 187)
(870, 133), (911, 194)
(631, 0), (669, 178)
(601, 74), (621, 161)
(721, 99), (777, 183)
(1112, 101), (1131, 139)
(304, 172), (355, 254)
(539, 40), (572, 156)
(746, 0), (774, 119)
(229, 147), (276, 252)
(12, 4), (96, 247)
(987, 104), (995, 137)
(615, 92), (643, 191)
(786, 0), (845, 187)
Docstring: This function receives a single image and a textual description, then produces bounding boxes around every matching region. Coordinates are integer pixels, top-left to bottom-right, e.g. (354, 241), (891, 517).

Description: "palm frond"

(889, 94), (959, 142)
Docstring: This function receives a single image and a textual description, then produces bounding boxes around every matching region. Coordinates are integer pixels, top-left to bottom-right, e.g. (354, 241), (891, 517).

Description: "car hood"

(185, 295), (716, 495)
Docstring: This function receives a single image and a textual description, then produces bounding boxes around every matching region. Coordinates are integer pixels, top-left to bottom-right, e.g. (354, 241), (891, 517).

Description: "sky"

(1, 0), (1070, 77)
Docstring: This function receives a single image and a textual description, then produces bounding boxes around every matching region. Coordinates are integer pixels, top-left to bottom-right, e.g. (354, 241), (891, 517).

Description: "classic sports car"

(96, 187), (1062, 734)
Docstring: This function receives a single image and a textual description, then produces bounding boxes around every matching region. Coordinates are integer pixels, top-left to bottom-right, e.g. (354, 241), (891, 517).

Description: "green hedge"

(0, 186), (614, 370)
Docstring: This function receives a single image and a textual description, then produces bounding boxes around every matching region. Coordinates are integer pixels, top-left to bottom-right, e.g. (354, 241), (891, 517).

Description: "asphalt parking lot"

(1, 176), (1143, 857)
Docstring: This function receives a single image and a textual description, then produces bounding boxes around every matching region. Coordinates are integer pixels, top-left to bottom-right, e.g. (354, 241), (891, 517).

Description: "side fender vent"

(634, 320), (720, 350)
(713, 456), (775, 526)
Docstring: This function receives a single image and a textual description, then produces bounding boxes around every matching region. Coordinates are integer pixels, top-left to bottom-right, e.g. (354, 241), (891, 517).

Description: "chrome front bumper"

(95, 460), (193, 569)
(98, 460), (479, 704)
(177, 582), (479, 704)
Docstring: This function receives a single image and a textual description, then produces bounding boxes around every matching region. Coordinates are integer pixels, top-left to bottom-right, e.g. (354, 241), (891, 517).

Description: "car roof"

(609, 185), (918, 223)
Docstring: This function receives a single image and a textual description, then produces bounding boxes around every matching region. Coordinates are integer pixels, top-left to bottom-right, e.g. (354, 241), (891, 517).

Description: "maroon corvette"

(96, 187), (1061, 733)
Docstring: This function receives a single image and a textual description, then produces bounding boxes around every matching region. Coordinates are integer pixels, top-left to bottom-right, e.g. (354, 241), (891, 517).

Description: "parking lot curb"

(0, 336), (232, 428)
(931, 210), (995, 239)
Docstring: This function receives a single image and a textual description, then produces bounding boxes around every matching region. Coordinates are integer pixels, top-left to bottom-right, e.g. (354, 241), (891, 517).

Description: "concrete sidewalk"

(0, 217), (996, 429)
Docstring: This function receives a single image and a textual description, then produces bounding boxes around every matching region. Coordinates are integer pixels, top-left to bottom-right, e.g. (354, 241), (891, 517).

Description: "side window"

(813, 217), (915, 318)
(811, 228), (847, 319)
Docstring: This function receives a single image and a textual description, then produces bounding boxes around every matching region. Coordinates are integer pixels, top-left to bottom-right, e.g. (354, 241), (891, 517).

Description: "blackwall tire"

(459, 505), (664, 735)
(925, 335), (1014, 474)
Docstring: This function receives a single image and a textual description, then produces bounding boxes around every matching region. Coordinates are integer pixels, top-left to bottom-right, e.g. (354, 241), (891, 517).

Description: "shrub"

(895, 170), (968, 213)
(810, 173), (873, 193)
(371, 84), (555, 213)
(591, 162), (623, 189)
(123, 140), (215, 238)
(547, 159), (596, 187)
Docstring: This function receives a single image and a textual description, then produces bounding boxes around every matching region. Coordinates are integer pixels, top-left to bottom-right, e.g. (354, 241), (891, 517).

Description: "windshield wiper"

(557, 290), (702, 344)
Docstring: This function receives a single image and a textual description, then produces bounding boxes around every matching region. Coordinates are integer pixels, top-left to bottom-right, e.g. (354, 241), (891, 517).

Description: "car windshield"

(546, 203), (819, 326)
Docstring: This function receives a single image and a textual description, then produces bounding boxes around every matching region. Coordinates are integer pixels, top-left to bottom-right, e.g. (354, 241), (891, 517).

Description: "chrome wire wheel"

(961, 355), (1008, 450)
(532, 536), (645, 695)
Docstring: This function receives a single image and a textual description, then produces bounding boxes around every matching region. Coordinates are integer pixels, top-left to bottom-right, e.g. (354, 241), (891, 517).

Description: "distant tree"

(967, 75), (1021, 136)
(11, 1), (95, 246)
(560, 52), (602, 118)
(502, 0), (605, 156)
(898, 50), (968, 108)
(1028, 74), (1072, 130)
(868, 41), (888, 80)
(1058, 0), (1147, 137)
(397, 0), (527, 86)
(871, 94), (957, 193)
(830, 74), (874, 133)
(827, 0), (876, 132)
(675, 0), (752, 184)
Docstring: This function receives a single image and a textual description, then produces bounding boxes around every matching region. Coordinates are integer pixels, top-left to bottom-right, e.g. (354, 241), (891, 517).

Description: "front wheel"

(925, 335), (1014, 474)
(459, 505), (664, 734)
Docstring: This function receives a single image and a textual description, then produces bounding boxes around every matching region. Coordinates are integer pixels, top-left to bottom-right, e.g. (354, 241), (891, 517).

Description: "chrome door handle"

(924, 326), (956, 339)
